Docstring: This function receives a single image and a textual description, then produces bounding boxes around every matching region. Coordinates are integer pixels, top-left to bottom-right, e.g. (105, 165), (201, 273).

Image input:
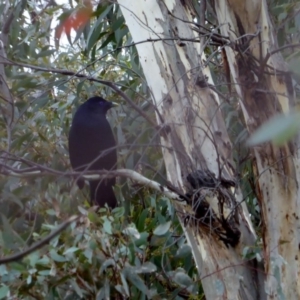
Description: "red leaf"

(56, 2), (92, 40)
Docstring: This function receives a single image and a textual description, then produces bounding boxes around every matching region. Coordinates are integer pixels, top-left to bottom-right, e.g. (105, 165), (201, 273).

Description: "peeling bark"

(118, 0), (263, 299)
(214, 0), (300, 298)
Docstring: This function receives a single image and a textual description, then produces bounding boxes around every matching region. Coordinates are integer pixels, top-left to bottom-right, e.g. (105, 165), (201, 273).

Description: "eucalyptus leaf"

(123, 226), (140, 239)
(0, 285), (8, 299)
(120, 271), (130, 296)
(49, 250), (66, 262)
(134, 262), (157, 274)
(124, 270), (149, 295)
(63, 247), (80, 254)
(70, 279), (84, 298)
(153, 221), (171, 236)
(134, 232), (149, 247)
(99, 258), (116, 274)
(86, 4), (112, 52)
(172, 271), (193, 287)
(103, 217), (112, 234)
(247, 113), (300, 146)
(176, 244), (191, 258)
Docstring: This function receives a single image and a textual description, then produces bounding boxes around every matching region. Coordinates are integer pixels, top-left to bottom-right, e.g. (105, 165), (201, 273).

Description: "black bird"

(68, 96), (118, 208)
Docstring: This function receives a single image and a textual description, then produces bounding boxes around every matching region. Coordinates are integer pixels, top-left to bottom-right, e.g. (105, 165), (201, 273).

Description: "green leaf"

(120, 271), (130, 296)
(247, 113), (300, 146)
(86, 5), (112, 52)
(28, 251), (40, 267)
(63, 247), (80, 255)
(36, 49), (56, 58)
(1, 214), (25, 249)
(8, 262), (25, 272)
(0, 285), (9, 299)
(70, 279), (84, 298)
(172, 270), (193, 287)
(99, 258), (116, 274)
(99, 32), (115, 50)
(82, 249), (92, 264)
(46, 209), (57, 216)
(111, 16), (125, 32)
(112, 206), (125, 218)
(38, 270), (51, 276)
(76, 80), (86, 95)
(134, 232), (149, 247)
(176, 244), (191, 258)
(137, 209), (148, 231)
(89, 240), (97, 250)
(49, 250), (66, 262)
(123, 225), (140, 239)
(124, 269), (149, 295)
(134, 262), (157, 274)
(77, 206), (88, 215)
(153, 221), (171, 236)
(0, 266), (7, 276)
(87, 211), (98, 222)
(36, 256), (50, 266)
(27, 274), (32, 285)
(11, 132), (33, 149)
(103, 217), (112, 234)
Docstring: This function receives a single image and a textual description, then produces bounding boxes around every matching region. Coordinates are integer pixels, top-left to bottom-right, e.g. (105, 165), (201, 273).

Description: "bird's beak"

(111, 102), (119, 108)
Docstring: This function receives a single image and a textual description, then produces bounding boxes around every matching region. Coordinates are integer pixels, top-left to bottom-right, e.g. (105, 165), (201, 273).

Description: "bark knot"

(183, 169), (241, 247)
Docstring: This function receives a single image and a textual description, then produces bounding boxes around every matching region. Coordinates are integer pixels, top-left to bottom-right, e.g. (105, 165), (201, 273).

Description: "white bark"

(118, 0), (261, 299)
(215, 0), (300, 298)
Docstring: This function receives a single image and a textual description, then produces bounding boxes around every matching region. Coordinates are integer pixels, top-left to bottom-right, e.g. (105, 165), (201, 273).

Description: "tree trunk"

(118, 0), (268, 299)
(214, 0), (300, 298)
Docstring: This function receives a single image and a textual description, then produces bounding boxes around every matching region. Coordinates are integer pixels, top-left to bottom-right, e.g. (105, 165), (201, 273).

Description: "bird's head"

(86, 96), (118, 114)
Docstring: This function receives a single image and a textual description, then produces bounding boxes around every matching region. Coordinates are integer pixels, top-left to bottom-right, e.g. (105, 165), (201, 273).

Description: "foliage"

(1, 0), (300, 298)
(0, 195), (199, 299)
(0, 0), (197, 298)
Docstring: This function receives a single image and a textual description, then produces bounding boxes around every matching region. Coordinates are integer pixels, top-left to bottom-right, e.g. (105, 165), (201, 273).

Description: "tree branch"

(0, 4), (15, 151)
(0, 215), (79, 265)
(0, 160), (182, 201)
(0, 55), (158, 130)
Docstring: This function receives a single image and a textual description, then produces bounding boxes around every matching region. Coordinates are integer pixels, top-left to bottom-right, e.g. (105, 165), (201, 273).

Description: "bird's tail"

(89, 180), (117, 208)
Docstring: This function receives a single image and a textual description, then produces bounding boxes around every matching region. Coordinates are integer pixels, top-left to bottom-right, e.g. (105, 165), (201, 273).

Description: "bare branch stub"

(183, 169), (241, 247)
